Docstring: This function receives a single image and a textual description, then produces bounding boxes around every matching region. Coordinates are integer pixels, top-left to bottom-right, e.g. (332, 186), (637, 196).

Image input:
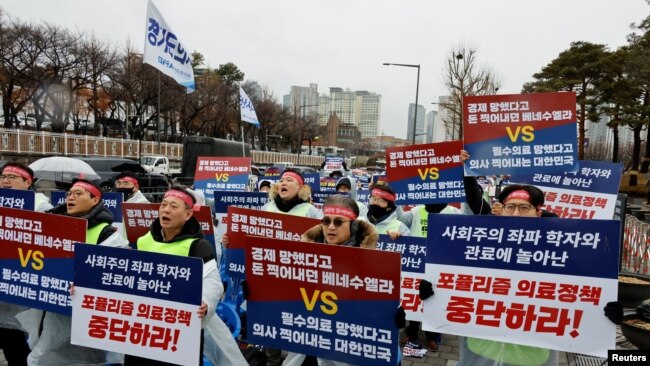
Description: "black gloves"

(394, 306), (406, 328)
(242, 280), (249, 300)
(604, 301), (623, 325)
(419, 279), (434, 300)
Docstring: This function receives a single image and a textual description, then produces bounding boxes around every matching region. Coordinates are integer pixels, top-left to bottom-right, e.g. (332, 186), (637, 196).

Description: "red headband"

(164, 189), (195, 208)
(117, 176), (138, 185)
(323, 205), (358, 220)
(71, 181), (102, 199)
(504, 190), (532, 204)
(282, 171), (304, 185)
(3, 166), (32, 181)
(372, 188), (396, 203)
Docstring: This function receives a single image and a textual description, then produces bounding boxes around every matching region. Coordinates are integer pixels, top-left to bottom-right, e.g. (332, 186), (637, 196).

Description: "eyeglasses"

(321, 217), (350, 227)
(66, 190), (87, 198)
(369, 196), (387, 205)
(0, 174), (22, 181)
(503, 203), (534, 214)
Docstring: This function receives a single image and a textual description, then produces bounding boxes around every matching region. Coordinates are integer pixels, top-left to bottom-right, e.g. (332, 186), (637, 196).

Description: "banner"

(71, 244), (203, 366)
(463, 92), (578, 176)
(225, 207), (319, 279)
(246, 237), (401, 366)
(193, 157), (251, 202)
(376, 235), (427, 321)
(240, 86), (260, 127)
(143, 0), (195, 92)
(319, 177), (338, 192)
(0, 207), (86, 314)
(0, 188), (35, 210)
(510, 160), (623, 219)
(422, 214), (619, 357)
(323, 156), (345, 172)
(212, 191), (269, 248)
(121, 203), (215, 250)
(386, 141), (465, 205)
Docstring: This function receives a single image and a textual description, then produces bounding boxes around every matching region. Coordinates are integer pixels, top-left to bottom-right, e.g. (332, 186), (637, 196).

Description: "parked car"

(293, 165), (318, 174)
(77, 157), (169, 193)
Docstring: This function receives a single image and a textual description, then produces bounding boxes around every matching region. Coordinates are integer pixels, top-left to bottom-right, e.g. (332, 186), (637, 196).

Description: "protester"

(278, 195), (406, 366)
(19, 179), (127, 366)
(114, 171), (150, 203)
(396, 202), (461, 352)
(261, 168), (321, 219)
(366, 182), (409, 236)
(335, 176), (368, 220)
(0, 162), (53, 366)
(1, 162), (53, 212)
(125, 186), (237, 365)
(258, 179), (272, 193)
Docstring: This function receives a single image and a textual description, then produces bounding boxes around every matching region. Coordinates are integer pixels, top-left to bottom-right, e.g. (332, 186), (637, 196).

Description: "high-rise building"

(407, 103), (426, 144)
(425, 110), (437, 144)
(282, 83), (319, 118)
(285, 84), (381, 138)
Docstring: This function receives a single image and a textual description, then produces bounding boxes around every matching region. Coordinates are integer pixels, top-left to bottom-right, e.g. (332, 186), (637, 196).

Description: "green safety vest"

(409, 206), (429, 238)
(137, 232), (194, 257)
(86, 222), (110, 244)
(265, 202), (311, 217)
(375, 219), (402, 235)
(467, 338), (550, 366)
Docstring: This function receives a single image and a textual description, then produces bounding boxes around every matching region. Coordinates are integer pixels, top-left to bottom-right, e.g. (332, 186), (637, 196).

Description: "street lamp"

(383, 62), (420, 145)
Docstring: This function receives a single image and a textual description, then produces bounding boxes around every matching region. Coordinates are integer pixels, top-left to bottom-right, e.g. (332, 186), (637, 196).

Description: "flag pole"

(157, 72), (161, 151)
(241, 124), (245, 157)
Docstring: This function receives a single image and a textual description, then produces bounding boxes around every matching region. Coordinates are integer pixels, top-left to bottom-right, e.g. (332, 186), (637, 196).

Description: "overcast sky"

(2, 0), (648, 139)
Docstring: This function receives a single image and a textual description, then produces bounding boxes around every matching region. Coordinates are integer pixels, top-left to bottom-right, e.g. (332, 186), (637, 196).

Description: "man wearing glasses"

(0, 162), (53, 212)
(0, 162), (53, 366)
(23, 179), (128, 366)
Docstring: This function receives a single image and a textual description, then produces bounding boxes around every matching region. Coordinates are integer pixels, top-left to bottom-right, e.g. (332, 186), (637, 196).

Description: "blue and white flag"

(239, 86), (261, 127)
(144, 0), (195, 93)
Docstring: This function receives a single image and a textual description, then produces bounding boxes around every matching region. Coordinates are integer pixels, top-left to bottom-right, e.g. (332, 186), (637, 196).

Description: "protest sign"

(377, 235), (427, 321)
(0, 207), (85, 314)
(0, 188), (35, 210)
(246, 237), (401, 366)
(422, 214), (619, 357)
(510, 160), (623, 219)
(71, 244), (203, 366)
(193, 157), (251, 201)
(463, 92), (578, 176)
(386, 141), (465, 204)
(121, 203), (215, 249)
(225, 207), (319, 279)
(320, 177), (338, 192)
(323, 156), (345, 172)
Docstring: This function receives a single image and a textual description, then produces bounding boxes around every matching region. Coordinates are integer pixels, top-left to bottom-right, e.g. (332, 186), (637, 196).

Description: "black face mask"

(425, 203), (448, 213)
(116, 187), (135, 199)
(367, 204), (392, 222)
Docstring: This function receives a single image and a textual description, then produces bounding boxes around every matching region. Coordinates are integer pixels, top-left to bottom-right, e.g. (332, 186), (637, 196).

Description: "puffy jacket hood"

(336, 176), (359, 200)
(267, 180), (312, 202)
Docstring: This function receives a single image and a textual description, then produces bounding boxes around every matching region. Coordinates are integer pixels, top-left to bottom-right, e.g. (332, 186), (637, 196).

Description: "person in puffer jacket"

(19, 179), (128, 366)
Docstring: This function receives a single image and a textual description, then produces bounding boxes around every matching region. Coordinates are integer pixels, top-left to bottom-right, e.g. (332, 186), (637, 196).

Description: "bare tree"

(0, 15), (47, 128)
(441, 44), (500, 140)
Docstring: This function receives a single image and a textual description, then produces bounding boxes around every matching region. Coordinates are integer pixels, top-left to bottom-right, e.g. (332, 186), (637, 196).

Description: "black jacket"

(48, 201), (117, 244)
(145, 216), (214, 263)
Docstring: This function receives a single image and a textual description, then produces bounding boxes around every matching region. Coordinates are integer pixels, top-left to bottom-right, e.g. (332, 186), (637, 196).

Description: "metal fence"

(0, 128), (329, 167)
(0, 128), (182, 160)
